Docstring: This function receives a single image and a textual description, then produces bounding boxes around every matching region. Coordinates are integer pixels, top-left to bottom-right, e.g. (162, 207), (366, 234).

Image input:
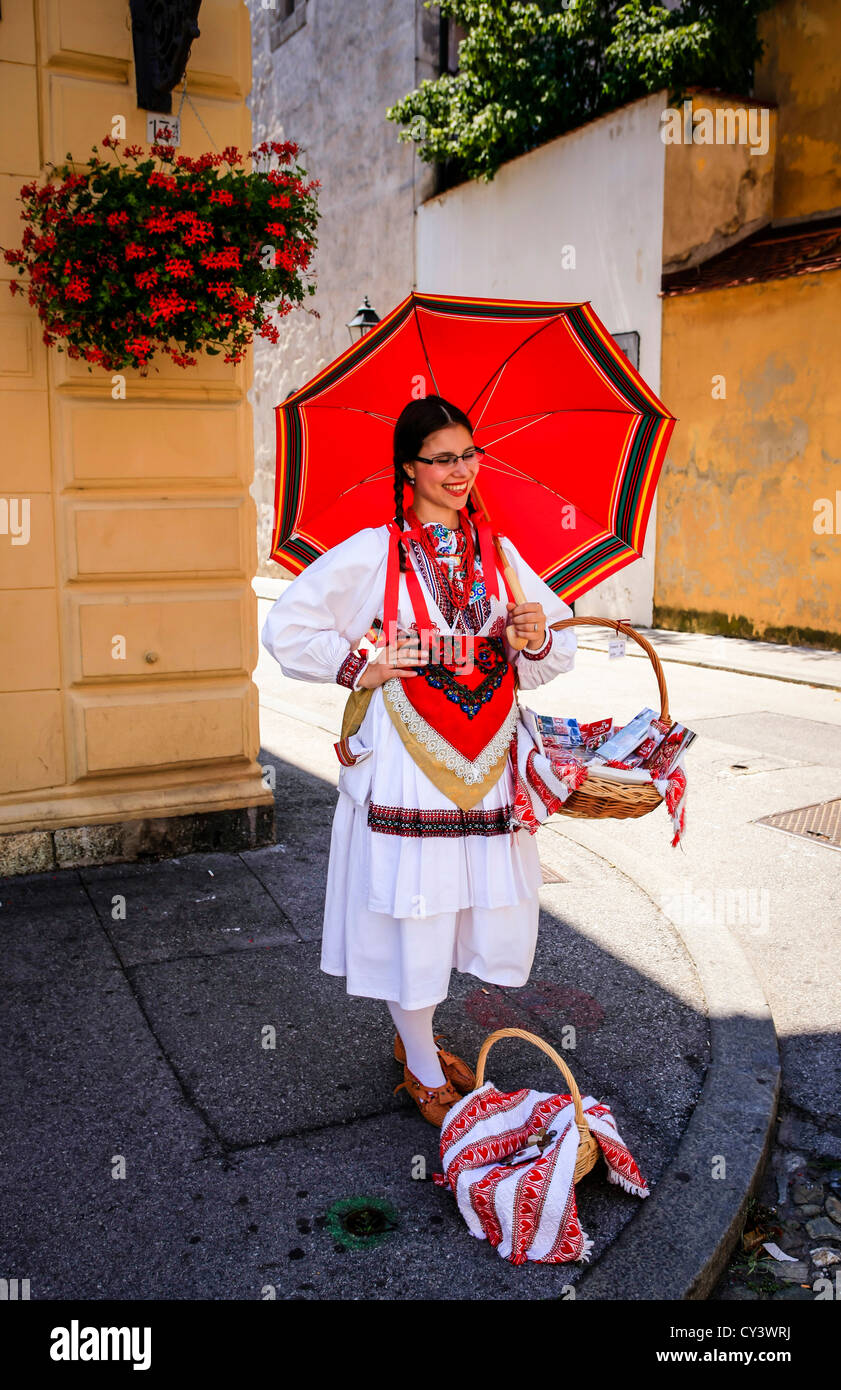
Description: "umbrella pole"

(492, 535), (534, 652)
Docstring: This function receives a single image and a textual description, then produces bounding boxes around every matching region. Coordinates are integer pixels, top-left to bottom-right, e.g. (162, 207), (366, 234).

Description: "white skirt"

(320, 681), (543, 1009)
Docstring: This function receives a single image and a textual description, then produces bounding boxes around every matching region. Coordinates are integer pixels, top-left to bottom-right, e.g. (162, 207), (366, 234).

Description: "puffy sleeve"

(496, 533), (577, 690)
(261, 527), (385, 685)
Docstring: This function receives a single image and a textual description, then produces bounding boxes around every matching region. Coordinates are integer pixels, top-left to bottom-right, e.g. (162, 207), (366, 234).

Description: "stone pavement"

(1, 612), (839, 1299)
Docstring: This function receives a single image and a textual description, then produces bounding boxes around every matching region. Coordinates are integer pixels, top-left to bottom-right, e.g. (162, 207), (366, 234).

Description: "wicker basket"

(474, 1027), (599, 1184)
(546, 615), (674, 821)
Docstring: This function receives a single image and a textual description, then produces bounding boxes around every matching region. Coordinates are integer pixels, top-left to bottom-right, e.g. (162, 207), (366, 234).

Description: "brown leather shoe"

(393, 1031), (476, 1094)
(393, 1064), (463, 1127)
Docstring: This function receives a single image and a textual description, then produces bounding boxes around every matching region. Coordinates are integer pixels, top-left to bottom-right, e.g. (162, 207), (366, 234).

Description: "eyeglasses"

(414, 446), (486, 467)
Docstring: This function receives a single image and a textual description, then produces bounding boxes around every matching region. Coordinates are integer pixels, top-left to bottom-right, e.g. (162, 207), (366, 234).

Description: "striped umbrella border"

(271, 291), (676, 592)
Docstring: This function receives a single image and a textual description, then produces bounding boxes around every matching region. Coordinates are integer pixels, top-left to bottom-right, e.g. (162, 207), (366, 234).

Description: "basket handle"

(474, 1027), (592, 1142)
(549, 615), (672, 727)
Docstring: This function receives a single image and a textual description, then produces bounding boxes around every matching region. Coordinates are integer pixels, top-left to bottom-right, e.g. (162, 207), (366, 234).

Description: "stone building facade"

(247, 0), (445, 578)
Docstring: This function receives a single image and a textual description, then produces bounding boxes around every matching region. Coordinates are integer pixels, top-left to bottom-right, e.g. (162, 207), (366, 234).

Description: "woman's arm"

(495, 534), (577, 689)
(260, 527), (385, 687)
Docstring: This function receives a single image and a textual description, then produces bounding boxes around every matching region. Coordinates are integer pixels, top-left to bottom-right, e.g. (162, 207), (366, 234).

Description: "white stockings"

(386, 999), (446, 1088)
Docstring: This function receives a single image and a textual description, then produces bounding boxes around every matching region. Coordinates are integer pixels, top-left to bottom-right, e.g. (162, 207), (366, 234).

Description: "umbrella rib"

(474, 451), (641, 552)
(480, 412), (555, 451)
(411, 298), (441, 398)
(466, 312), (570, 417)
(471, 362), (508, 431)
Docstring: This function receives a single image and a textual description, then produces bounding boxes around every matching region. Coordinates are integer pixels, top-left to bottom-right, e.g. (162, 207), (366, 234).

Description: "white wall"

(416, 91), (669, 625)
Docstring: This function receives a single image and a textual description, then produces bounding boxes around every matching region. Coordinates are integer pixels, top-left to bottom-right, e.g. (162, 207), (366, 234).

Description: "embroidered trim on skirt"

(367, 802), (515, 836)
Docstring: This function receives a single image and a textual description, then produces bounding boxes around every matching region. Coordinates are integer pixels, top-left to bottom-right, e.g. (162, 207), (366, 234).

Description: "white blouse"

(261, 521), (577, 689)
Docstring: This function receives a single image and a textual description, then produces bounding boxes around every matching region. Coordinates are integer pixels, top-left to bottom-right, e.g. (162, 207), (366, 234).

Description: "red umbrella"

(270, 290), (676, 602)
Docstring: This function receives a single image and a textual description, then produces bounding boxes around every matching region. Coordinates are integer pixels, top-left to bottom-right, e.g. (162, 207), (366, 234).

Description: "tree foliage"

(386, 0), (776, 183)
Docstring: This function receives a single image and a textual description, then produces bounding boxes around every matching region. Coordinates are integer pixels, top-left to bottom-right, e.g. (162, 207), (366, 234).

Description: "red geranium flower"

(5, 130), (319, 370)
(199, 248), (240, 269)
(66, 276), (91, 302)
(144, 209), (176, 234)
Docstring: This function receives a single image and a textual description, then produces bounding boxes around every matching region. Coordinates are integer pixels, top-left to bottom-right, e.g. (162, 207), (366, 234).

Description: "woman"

(261, 395), (577, 1124)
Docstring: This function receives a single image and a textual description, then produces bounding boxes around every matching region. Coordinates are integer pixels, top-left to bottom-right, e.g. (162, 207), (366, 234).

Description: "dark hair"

(392, 395), (478, 571)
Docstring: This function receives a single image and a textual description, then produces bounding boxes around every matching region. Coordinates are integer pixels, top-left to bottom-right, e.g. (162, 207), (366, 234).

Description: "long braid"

(393, 461), (408, 573)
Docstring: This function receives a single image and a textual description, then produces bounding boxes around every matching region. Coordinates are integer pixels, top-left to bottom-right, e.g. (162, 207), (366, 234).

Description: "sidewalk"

(2, 619), (839, 1299)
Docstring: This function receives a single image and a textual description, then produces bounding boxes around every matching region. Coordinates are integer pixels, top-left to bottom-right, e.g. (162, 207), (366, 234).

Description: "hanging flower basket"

(1, 134), (321, 372)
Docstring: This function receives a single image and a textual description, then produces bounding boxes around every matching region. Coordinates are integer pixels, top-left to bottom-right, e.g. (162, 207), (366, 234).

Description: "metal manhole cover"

(324, 1195), (399, 1250)
(755, 798), (841, 850)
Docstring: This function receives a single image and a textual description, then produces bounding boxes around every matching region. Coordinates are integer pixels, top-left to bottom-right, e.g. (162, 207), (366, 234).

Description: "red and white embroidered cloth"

(261, 517), (578, 1009)
(512, 704), (689, 846)
(432, 1081), (649, 1264)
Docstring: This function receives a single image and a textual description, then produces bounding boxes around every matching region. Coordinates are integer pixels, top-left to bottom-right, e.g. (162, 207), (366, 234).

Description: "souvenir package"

(535, 715), (582, 749)
(605, 714), (672, 769)
(536, 716), (615, 772)
(644, 723), (696, 779)
(589, 707), (657, 765)
(578, 717), (613, 751)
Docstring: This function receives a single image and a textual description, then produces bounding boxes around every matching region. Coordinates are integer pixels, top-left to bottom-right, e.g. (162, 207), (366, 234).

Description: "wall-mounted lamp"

(346, 295), (380, 344)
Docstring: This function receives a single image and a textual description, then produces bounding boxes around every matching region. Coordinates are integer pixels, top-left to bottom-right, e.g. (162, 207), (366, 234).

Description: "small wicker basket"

(474, 1027), (599, 1184)
(546, 615), (674, 821)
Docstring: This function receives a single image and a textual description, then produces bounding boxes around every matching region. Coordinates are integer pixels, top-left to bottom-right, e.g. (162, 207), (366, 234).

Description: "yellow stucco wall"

(0, 1), (273, 840)
(662, 95), (776, 274)
(655, 0), (841, 647)
(755, 0), (841, 221)
(656, 270), (841, 646)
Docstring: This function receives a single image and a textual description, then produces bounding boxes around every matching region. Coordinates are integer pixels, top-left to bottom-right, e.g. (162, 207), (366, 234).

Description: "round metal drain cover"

(325, 1195), (399, 1250)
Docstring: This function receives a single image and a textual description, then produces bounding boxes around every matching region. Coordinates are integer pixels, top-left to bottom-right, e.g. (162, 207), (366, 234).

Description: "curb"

(549, 819), (781, 1301)
(576, 632), (841, 692)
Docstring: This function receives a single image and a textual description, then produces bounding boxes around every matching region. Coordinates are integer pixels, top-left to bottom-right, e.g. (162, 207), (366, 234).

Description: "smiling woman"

(260, 393), (578, 1127)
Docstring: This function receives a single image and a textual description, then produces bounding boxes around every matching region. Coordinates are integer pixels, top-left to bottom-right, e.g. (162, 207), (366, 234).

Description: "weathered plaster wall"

(755, 0), (841, 221)
(657, 270), (841, 646)
(662, 95), (776, 272)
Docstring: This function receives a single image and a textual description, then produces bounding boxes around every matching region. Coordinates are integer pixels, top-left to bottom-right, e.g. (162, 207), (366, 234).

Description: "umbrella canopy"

(270, 291), (676, 601)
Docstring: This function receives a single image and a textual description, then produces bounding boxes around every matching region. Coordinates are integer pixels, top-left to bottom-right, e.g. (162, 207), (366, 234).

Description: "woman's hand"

(356, 630), (431, 688)
(506, 600), (547, 650)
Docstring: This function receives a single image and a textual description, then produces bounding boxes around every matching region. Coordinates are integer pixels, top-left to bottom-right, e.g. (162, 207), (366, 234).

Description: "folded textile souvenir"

(511, 706), (690, 846)
(508, 710), (589, 834)
(432, 1082), (649, 1264)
